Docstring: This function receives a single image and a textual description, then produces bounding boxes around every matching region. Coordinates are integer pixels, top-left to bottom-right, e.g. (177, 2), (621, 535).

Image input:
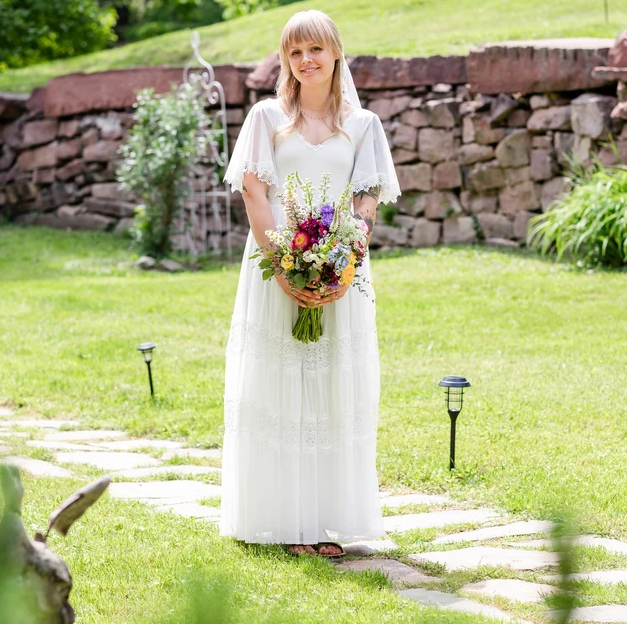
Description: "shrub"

(117, 83), (209, 259)
(0, 0), (117, 71)
(215, 0), (300, 20)
(528, 157), (627, 268)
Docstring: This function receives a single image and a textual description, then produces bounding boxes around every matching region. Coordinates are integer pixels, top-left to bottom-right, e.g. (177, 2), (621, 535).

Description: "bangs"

(280, 12), (337, 54)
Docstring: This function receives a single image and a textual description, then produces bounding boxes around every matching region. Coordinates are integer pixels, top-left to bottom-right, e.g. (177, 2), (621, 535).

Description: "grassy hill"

(0, 0), (625, 93)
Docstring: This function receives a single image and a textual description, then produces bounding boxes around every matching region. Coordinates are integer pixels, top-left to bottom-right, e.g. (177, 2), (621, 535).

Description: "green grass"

(3, 223), (627, 620)
(0, 0), (625, 93)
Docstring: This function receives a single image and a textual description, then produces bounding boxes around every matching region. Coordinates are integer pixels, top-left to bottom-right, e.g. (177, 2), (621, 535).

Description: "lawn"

(0, 0), (624, 93)
(2, 224), (627, 622)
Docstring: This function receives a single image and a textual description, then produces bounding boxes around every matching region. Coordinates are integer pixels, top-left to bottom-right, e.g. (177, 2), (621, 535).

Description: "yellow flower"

(349, 251), (357, 265)
(280, 254), (294, 271)
(340, 264), (356, 286)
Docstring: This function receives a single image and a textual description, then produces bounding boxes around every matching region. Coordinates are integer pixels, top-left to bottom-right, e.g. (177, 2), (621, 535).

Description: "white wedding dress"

(220, 98), (400, 545)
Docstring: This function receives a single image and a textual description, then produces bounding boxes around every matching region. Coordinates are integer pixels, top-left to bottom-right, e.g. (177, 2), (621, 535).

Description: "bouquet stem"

(293, 306), (323, 344)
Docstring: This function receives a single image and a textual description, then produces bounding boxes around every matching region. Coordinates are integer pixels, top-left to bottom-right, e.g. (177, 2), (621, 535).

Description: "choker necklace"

(301, 108), (333, 121)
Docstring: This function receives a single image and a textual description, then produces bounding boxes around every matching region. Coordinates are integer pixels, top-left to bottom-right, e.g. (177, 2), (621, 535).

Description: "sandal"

(287, 544), (316, 556)
(314, 542), (346, 558)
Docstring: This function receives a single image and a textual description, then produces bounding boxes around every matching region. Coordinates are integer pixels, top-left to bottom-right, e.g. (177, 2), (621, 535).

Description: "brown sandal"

(314, 542), (346, 558)
(287, 544), (316, 556)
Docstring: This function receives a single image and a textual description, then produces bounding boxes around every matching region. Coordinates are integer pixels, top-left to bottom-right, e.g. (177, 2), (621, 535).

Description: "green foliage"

(215, 0), (299, 21)
(528, 156), (627, 267)
(119, 0), (224, 43)
(0, 0), (117, 71)
(117, 83), (209, 258)
(379, 203), (399, 227)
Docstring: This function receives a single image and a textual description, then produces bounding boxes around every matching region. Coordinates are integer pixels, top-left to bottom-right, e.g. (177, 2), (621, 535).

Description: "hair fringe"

(274, 10), (350, 146)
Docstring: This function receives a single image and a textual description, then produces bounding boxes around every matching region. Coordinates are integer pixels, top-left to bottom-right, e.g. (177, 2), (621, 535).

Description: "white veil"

(341, 56), (361, 110)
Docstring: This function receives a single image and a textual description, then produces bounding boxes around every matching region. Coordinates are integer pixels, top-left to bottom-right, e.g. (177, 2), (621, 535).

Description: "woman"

(220, 9), (400, 555)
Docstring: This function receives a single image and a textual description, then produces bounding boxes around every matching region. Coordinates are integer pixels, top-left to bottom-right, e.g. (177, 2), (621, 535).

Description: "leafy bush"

(528, 157), (627, 268)
(117, 83), (209, 259)
(215, 0), (300, 20)
(0, 0), (117, 70)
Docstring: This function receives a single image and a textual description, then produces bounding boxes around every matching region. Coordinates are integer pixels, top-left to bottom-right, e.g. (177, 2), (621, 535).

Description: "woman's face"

(287, 39), (338, 89)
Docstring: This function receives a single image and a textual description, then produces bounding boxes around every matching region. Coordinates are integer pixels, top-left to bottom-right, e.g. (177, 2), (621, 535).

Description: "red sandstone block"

(467, 39), (614, 94)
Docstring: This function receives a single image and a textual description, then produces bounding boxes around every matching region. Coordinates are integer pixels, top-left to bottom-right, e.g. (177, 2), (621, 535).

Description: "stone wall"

(1, 37), (626, 251)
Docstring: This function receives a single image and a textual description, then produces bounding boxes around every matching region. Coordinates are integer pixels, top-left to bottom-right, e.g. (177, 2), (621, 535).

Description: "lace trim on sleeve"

(224, 160), (279, 194)
(351, 173), (401, 205)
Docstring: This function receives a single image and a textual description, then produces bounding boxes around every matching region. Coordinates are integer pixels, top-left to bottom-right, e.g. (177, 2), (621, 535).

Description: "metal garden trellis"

(178, 31), (232, 257)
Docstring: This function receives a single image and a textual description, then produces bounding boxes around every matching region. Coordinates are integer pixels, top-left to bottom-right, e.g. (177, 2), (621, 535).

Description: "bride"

(220, 9), (400, 556)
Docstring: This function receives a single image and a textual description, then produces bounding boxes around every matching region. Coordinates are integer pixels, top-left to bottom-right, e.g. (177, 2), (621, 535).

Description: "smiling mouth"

(301, 67), (319, 75)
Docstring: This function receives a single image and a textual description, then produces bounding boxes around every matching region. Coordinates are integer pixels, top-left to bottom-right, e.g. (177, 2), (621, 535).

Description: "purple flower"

(320, 204), (334, 228)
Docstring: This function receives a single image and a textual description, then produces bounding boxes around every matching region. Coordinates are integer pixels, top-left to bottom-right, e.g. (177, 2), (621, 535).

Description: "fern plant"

(528, 156), (627, 268)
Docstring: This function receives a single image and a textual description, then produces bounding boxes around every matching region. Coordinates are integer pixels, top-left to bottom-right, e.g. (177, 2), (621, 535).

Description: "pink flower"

(291, 231), (310, 250)
(359, 220), (370, 233)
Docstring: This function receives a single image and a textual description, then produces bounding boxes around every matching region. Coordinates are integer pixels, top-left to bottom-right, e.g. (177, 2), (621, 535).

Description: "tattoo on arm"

(355, 186), (380, 201)
(242, 183), (248, 193)
(355, 212), (374, 234)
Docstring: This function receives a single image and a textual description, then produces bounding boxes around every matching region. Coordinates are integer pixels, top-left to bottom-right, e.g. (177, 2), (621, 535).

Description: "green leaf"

(262, 269), (274, 280)
(294, 273), (306, 289)
(258, 258), (272, 269)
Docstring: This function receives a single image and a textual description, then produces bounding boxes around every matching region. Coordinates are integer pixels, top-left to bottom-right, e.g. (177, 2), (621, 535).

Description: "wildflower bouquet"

(251, 172), (369, 344)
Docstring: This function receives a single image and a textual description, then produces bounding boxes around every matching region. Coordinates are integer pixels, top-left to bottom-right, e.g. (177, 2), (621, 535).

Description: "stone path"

(2, 409), (627, 623)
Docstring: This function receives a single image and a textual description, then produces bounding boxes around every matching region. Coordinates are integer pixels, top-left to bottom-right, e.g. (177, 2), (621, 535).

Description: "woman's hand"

(319, 283), (349, 306)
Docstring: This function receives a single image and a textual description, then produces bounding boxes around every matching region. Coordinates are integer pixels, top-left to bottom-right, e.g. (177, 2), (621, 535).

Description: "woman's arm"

(353, 186), (380, 246)
(242, 171), (322, 308)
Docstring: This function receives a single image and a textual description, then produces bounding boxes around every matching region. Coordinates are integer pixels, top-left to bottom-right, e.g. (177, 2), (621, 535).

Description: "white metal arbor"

(177, 32), (231, 256)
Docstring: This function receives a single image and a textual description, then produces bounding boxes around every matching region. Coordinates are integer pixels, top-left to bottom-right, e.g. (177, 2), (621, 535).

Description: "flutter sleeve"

(350, 113), (401, 204)
(224, 100), (278, 194)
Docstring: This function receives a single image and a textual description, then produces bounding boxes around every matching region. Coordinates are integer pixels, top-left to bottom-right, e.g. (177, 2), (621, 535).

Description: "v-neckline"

(276, 101), (356, 149)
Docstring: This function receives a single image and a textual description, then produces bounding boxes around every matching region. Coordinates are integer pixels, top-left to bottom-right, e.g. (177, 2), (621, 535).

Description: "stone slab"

(336, 559), (433, 587)
(399, 587), (518, 621)
(112, 465), (221, 478)
(343, 539), (398, 556)
(1, 419), (81, 429)
(138, 496), (200, 506)
(549, 605), (627, 622)
(433, 520), (555, 544)
(467, 39), (614, 94)
(463, 579), (556, 603)
(27, 440), (106, 452)
(0, 446), (10, 454)
(153, 502), (221, 519)
(543, 570), (627, 585)
(383, 508), (500, 533)
(382, 493), (449, 508)
(0, 407), (14, 417)
(162, 448), (222, 460)
(3, 456), (72, 478)
(96, 439), (183, 451)
(45, 430), (128, 442)
(55, 451), (159, 470)
(108, 480), (221, 501)
(409, 547), (559, 571)
(515, 536), (627, 554)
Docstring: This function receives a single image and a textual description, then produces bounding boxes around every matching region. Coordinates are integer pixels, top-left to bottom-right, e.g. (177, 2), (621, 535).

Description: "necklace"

(301, 108), (333, 121)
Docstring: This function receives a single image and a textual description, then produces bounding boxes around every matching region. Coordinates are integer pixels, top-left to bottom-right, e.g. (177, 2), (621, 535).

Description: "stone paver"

(27, 440), (106, 452)
(139, 496), (202, 506)
(111, 465), (221, 478)
(96, 439), (183, 451)
(543, 570), (627, 585)
(383, 508), (500, 533)
(108, 480), (221, 501)
(3, 456), (72, 478)
(0, 446), (11, 454)
(55, 451), (159, 470)
(434, 520), (555, 544)
(343, 539), (398, 556)
(162, 448), (221, 460)
(45, 430), (128, 442)
(399, 588), (518, 621)
(1, 432), (28, 438)
(410, 547), (559, 571)
(382, 493), (449, 508)
(463, 579), (556, 603)
(516, 535), (627, 554)
(549, 605), (627, 622)
(336, 558), (434, 587)
(153, 502), (221, 520)
(0, 407), (14, 417)
(1, 419), (81, 429)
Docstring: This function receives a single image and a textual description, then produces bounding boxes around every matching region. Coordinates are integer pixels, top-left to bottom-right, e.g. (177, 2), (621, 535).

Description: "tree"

(0, 0), (117, 71)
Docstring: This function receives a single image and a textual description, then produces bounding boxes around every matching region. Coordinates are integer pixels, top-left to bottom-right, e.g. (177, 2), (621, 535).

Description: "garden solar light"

(137, 342), (156, 396)
(438, 375), (471, 470)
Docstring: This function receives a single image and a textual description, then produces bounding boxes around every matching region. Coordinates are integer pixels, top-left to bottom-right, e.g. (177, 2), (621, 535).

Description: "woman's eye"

(291, 51), (300, 56)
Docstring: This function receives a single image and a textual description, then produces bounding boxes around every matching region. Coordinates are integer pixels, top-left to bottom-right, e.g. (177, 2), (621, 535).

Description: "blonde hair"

(275, 10), (349, 144)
